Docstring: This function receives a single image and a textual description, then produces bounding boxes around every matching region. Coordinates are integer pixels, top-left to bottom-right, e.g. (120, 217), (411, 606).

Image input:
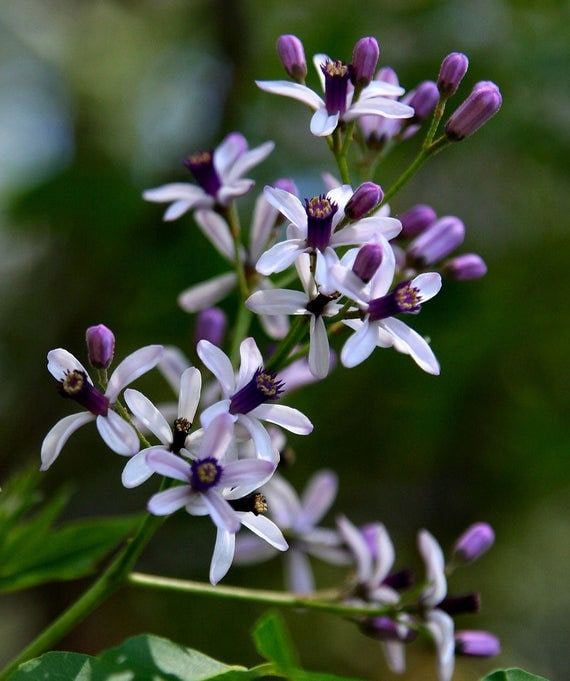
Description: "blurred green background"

(0, 0), (568, 679)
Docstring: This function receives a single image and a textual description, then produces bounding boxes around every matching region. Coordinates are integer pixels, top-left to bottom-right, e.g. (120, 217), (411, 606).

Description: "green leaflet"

(481, 669), (550, 681)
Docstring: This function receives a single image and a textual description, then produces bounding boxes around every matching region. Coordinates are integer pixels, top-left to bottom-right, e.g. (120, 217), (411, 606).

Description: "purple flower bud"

(444, 253), (487, 281)
(351, 37), (380, 87)
(445, 81), (502, 141)
(455, 631), (501, 657)
(408, 216), (465, 266)
(85, 324), (115, 369)
(361, 617), (416, 642)
(195, 307), (227, 347)
(438, 52), (469, 96)
(273, 177), (299, 196)
(398, 204), (437, 238)
(352, 242), (383, 283)
(345, 182), (383, 220)
(453, 522), (495, 564)
(408, 80), (439, 121)
(276, 34), (307, 82)
(376, 66), (399, 86)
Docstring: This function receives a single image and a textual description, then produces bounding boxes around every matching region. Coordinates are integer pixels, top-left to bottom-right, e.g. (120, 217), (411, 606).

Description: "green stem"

(114, 401), (152, 449)
(230, 304), (253, 366)
(422, 97), (447, 150)
(265, 317), (309, 372)
(224, 203), (249, 301)
(128, 572), (395, 619)
(0, 508), (168, 680)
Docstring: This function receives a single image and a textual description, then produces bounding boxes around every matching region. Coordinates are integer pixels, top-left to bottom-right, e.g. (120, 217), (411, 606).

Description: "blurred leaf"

(12, 634), (257, 680)
(253, 610), (299, 671)
(481, 669), (550, 681)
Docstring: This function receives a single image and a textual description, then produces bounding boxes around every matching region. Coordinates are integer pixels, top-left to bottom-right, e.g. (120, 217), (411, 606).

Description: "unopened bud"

(455, 631), (501, 657)
(277, 34), (307, 82)
(195, 307), (227, 347)
(273, 177), (299, 196)
(445, 81), (502, 141)
(352, 242), (383, 283)
(444, 254), (487, 281)
(398, 204), (437, 238)
(85, 324), (115, 369)
(439, 592), (481, 615)
(438, 52), (469, 97)
(453, 522), (495, 564)
(351, 37), (380, 87)
(345, 182), (383, 220)
(408, 216), (465, 266)
(408, 80), (439, 121)
(361, 617), (416, 643)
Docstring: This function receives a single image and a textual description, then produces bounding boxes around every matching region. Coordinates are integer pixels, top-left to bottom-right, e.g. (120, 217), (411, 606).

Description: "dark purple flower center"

(368, 281), (422, 321)
(229, 367), (284, 415)
(228, 492), (268, 515)
(438, 592), (481, 616)
(306, 293), (335, 317)
(184, 150), (221, 197)
(321, 60), (350, 115)
(59, 370), (109, 416)
(305, 195), (338, 251)
(170, 417), (192, 454)
(190, 456), (223, 492)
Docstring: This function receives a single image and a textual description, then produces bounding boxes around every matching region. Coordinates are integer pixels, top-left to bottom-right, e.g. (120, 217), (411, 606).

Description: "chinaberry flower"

(41, 344), (164, 470)
(146, 413), (276, 534)
(256, 52), (413, 137)
(445, 81), (502, 141)
(121, 367), (202, 488)
(438, 52), (469, 97)
(197, 337), (313, 462)
(256, 184), (401, 276)
(443, 254), (487, 281)
(452, 522), (495, 564)
(397, 204), (437, 238)
(359, 67), (404, 148)
(331, 239), (442, 374)
(234, 470), (350, 593)
(85, 324), (115, 369)
(143, 132), (274, 221)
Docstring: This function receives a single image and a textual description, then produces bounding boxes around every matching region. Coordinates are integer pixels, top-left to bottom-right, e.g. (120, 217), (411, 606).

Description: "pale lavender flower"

(41, 344), (164, 470)
(359, 67), (403, 147)
(234, 471), (349, 593)
(143, 132), (274, 221)
(256, 53), (412, 137)
(197, 337), (313, 462)
(408, 216), (465, 267)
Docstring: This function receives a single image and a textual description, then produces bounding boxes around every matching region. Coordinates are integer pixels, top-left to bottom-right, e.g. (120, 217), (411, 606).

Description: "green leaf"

(288, 671), (365, 681)
(12, 634), (258, 680)
(253, 610), (299, 671)
(481, 669), (550, 681)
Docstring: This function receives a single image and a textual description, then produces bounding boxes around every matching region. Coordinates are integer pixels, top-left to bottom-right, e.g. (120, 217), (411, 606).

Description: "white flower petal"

(210, 529), (236, 585)
(178, 272), (237, 313)
(250, 193), (279, 261)
(121, 446), (164, 488)
(412, 272), (443, 302)
(337, 515), (373, 583)
(312, 53), (329, 91)
(146, 449), (192, 482)
(361, 80), (405, 98)
(40, 412), (95, 471)
(158, 346), (191, 393)
(308, 315), (330, 379)
(217, 179), (256, 205)
(96, 411), (139, 455)
(143, 183), (206, 203)
(249, 404), (313, 435)
(255, 240), (305, 276)
(418, 529), (447, 606)
(285, 548), (315, 594)
(196, 340), (235, 396)
(264, 475), (302, 529)
(263, 185), (307, 229)
(330, 264), (369, 306)
(341, 320), (378, 368)
(236, 337), (264, 391)
(199, 399), (232, 429)
(370, 237), (397, 298)
(124, 389), (172, 445)
(198, 413), (235, 461)
(426, 610), (455, 681)
(163, 200), (194, 222)
(222, 459), (275, 487)
(203, 490), (241, 533)
(148, 486), (193, 516)
(224, 141), (275, 184)
(310, 108), (340, 137)
(327, 185), (354, 227)
(300, 470), (338, 526)
(369, 523), (396, 587)
(246, 288), (308, 315)
(106, 345), (164, 403)
(178, 367), (202, 422)
(213, 132), (248, 178)
(234, 534), (278, 565)
(259, 312), (290, 340)
(47, 349), (92, 383)
(331, 216), (402, 247)
(380, 318), (440, 375)
(194, 209), (235, 261)
(255, 80), (324, 110)
(346, 98), (415, 120)
(382, 642), (406, 674)
(236, 414), (276, 462)
(239, 513), (288, 551)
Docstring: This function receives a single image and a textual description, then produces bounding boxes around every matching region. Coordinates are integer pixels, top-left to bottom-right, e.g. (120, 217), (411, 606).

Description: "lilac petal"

(194, 209), (235, 261)
(418, 529), (447, 606)
(426, 610), (455, 681)
(285, 548), (315, 594)
(143, 183), (205, 203)
(234, 534), (278, 565)
(239, 513), (288, 551)
(346, 98), (415, 120)
(197, 413), (234, 460)
(308, 315), (330, 379)
(47, 349), (92, 383)
(337, 514), (373, 583)
(330, 264), (369, 306)
(146, 449), (192, 482)
(380, 318), (440, 375)
(199, 399), (232, 429)
(382, 641), (406, 674)
(217, 179), (256, 205)
(221, 459), (275, 487)
(264, 185), (307, 228)
(327, 185), (354, 227)
(121, 446), (163, 488)
(210, 529), (236, 585)
(361, 80), (405, 98)
(312, 53), (329, 91)
(178, 272), (237, 313)
(256, 239), (306, 275)
(40, 412), (95, 471)
(341, 320), (378, 368)
(370, 238), (397, 298)
(123, 389), (172, 445)
(196, 340), (235, 396)
(236, 337), (264, 391)
(96, 411), (139, 455)
(264, 475), (302, 528)
(106, 345), (164, 403)
(224, 141), (275, 184)
(236, 414), (276, 462)
(163, 200), (194, 222)
(300, 470), (338, 526)
(295, 251), (314, 296)
(411, 272), (442, 302)
(178, 367), (202, 422)
(249, 404), (313, 435)
(250, 193), (279, 261)
(148, 486), (193, 516)
(305, 544), (352, 566)
(370, 523), (396, 587)
(259, 312), (290, 340)
(310, 108), (340, 137)
(255, 80), (324, 110)
(213, 132), (248, 178)
(158, 346), (191, 393)
(246, 288), (308, 315)
(203, 490), (241, 533)
(331, 217), (402, 247)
